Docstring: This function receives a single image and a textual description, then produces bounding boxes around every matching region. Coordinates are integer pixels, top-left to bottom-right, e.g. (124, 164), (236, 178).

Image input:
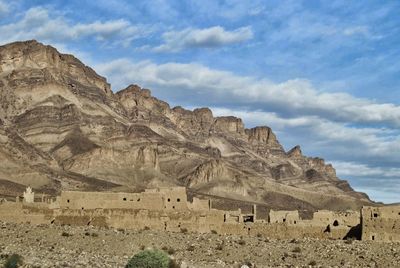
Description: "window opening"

(243, 215), (254, 223)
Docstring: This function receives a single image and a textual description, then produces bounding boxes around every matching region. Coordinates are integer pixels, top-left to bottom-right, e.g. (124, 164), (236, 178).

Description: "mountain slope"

(0, 40), (372, 210)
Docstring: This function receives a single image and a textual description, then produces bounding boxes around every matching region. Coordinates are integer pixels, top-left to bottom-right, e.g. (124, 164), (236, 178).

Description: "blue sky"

(1, 0), (399, 203)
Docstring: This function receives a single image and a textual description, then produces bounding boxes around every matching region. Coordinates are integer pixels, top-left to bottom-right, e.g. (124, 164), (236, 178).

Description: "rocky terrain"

(0, 221), (399, 267)
(0, 40), (372, 211)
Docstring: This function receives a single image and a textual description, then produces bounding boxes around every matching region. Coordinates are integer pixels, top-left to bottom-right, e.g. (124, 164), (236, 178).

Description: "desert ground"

(0, 221), (399, 268)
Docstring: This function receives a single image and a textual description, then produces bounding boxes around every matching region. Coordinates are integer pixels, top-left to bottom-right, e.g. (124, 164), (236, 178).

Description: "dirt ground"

(0, 221), (399, 267)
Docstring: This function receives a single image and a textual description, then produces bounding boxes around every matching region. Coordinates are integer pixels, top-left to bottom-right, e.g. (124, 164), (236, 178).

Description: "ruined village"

(1, 187), (399, 243)
(0, 26), (399, 266)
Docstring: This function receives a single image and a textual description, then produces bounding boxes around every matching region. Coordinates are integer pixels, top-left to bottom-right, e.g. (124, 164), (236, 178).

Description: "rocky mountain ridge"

(0, 40), (371, 211)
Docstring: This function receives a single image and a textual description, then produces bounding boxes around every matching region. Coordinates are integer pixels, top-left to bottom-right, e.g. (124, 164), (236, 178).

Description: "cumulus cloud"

(0, 7), (149, 47)
(96, 59), (400, 128)
(332, 162), (400, 178)
(153, 26), (253, 52)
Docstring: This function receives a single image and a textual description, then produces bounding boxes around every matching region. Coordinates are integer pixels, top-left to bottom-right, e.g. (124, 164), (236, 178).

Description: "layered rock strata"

(0, 40), (372, 210)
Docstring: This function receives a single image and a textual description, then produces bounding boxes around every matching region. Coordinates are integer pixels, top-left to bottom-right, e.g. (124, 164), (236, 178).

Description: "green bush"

(4, 254), (23, 268)
(126, 250), (171, 268)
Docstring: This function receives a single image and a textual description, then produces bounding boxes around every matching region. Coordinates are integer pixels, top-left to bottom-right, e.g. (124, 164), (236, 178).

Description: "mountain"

(0, 40), (372, 211)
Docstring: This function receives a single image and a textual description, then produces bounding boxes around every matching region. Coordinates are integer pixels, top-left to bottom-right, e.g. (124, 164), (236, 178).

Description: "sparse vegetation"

(216, 242), (224, 250)
(61, 232), (71, 237)
(168, 259), (180, 268)
(292, 246), (301, 253)
(3, 254), (23, 268)
(84, 231), (98, 237)
(162, 246), (176, 255)
(91, 232), (98, 237)
(238, 239), (246, 246)
(309, 260), (317, 266)
(125, 249), (171, 268)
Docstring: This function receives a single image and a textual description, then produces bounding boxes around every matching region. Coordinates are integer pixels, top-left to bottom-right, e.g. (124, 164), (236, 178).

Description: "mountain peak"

(0, 40), (111, 96)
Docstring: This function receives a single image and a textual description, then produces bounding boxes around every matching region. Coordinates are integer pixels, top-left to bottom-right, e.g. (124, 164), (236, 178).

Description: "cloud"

(0, 1), (8, 15)
(153, 26), (253, 52)
(343, 26), (369, 37)
(332, 161), (400, 178)
(96, 59), (400, 128)
(0, 7), (149, 47)
(356, 188), (400, 204)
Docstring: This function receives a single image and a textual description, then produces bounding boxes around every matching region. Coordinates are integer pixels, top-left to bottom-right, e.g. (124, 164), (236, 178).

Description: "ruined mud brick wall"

(215, 222), (352, 239)
(51, 208), (225, 233)
(312, 210), (360, 227)
(0, 187), (365, 241)
(0, 202), (53, 224)
(59, 187), (190, 211)
(269, 210), (300, 224)
(362, 205), (400, 242)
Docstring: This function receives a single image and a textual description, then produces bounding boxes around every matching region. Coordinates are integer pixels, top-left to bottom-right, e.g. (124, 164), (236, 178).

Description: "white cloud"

(154, 26), (253, 52)
(211, 108), (317, 129)
(97, 59), (400, 128)
(342, 26), (382, 40)
(343, 26), (369, 37)
(0, 0), (8, 15)
(356, 188), (400, 204)
(332, 161), (400, 178)
(0, 7), (149, 47)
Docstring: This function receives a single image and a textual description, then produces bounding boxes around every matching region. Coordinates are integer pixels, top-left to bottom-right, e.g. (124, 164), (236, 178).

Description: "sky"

(0, 0), (399, 203)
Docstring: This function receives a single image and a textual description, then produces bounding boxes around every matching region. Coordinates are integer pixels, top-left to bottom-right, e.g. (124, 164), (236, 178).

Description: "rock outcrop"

(0, 40), (372, 211)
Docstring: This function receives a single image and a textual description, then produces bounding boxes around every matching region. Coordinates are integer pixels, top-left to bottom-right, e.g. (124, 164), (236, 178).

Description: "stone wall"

(311, 210), (360, 227)
(361, 205), (400, 242)
(269, 210), (300, 224)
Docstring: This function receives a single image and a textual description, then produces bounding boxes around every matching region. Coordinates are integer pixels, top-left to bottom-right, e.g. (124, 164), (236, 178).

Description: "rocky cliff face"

(0, 40), (372, 210)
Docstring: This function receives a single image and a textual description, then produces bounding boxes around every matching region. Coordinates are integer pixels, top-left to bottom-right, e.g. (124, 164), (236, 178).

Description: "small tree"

(126, 250), (171, 268)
